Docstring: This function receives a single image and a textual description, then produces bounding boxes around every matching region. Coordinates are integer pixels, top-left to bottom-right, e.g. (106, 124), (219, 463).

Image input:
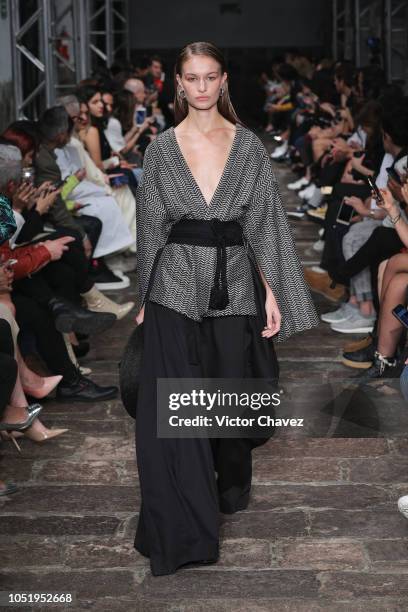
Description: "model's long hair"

(173, 41), (243, 126)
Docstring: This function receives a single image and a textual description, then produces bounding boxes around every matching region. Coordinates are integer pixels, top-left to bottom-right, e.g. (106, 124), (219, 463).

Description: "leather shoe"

(56, 371), (118, 402)
(48, 298), (116, 335)
(342, 341), (375, 369)
(303, 267), (346, 302)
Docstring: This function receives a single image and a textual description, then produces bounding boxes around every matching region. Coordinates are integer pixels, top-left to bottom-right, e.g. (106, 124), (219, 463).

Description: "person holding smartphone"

(323, 107), (408, 336)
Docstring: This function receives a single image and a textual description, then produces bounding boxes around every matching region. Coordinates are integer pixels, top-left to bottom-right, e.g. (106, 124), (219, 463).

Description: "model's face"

(102, 93), (113, 115)
(177, 56), (227, 109)
(88, 92), (104, 117)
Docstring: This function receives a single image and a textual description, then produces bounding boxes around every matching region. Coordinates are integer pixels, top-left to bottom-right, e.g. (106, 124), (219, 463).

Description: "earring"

(178, 88), (185, 99)
(220, 87), (224, 96)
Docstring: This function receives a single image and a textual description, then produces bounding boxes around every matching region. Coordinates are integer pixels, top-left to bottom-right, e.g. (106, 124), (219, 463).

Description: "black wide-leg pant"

(134, 260), (279, 576)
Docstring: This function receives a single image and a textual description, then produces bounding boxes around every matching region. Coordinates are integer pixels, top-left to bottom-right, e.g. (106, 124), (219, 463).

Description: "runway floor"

(1, 136), (408, 611)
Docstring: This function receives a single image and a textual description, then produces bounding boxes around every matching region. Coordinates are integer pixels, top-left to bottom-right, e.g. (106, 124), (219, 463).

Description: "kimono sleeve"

(135, 143), (170, 308)
(241, 145), (319, 342)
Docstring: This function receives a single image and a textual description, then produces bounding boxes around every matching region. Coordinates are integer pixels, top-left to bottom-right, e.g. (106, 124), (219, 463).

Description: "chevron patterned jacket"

(135, 122), (319, 342)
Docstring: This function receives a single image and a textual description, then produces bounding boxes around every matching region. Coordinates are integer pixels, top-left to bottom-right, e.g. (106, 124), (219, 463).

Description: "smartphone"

(53, 179), (65, 189)
(366, 175), (384, 205)
(135, 107), (147, 125)
(386, 166), (402, 185)
(22, 167), (35, 184)
(336, 197), (356, 225)
(392, 304), (408, 329)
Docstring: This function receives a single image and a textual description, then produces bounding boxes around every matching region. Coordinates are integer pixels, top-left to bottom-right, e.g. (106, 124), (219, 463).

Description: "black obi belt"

(166, 218), (245, 310)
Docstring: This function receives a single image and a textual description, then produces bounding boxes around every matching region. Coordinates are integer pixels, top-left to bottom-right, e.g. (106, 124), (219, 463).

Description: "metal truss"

(332, 0), (354, 61)
(88, 0), (130, 68)
(332, 0), (408, 85)
(384, 0), (408, 84)
(9, 0), (130, 119)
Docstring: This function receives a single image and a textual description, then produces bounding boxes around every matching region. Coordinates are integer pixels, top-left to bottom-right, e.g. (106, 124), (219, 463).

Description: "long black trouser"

(320, 183), (372, 275)
(31, 228), (94, 296)
(12, 293), (77, 383)
(336, 226), (405, 280)
(0, 319), (18, 417)
(75, 214), (103, 254)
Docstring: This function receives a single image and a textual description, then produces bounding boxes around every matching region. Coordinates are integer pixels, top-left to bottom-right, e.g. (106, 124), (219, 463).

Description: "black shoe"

(358, 351), (398, 380)
(48, 298), (116, 335)
(76, 333), (89, 341)
(89, 259), (130, 290)
(342, 341), (375, 369)
(0, 482), (19, 496)
(73, 340), (90, 358)
(56, 370), (118, 402)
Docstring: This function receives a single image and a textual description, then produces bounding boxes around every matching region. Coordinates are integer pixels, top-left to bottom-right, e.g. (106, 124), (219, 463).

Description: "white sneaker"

(312, 239), (325, 253)
(271, 142), (288, 159)
(298, 184), (317, 200)
(330, 310), (376, 334)
(321, 302), (356, 324)
(106, 254), (136, 274)
(287, 177), (309, 191)
(311, 265), (326, 273)
(287, 211), (305, 219)
(398, 495), (408, 519)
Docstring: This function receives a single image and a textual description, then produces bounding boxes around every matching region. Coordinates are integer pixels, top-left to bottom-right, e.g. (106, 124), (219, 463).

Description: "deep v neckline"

(170, 123), (241, 208)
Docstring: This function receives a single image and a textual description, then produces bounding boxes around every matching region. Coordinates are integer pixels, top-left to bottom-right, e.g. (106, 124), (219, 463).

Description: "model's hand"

(135, 304), (145, 326)
(262, 291), (281, 338)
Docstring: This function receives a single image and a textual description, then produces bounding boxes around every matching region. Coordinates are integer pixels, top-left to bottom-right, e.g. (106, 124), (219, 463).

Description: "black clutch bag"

(119, 322), (144, 419)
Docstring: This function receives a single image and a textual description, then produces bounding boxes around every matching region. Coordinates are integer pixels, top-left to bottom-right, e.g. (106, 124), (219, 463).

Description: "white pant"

(72, 181), (134, 258)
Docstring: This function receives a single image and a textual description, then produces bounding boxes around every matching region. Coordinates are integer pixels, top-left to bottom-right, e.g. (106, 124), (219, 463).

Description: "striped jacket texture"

(135, 122), (319, 342)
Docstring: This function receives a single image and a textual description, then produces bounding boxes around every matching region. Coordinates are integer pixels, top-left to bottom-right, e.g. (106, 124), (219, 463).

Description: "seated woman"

(75, 84), (138, 194)
(342, 183), (408, 378)
(60, 95), (137, 260)
(0, 201), (65, 456)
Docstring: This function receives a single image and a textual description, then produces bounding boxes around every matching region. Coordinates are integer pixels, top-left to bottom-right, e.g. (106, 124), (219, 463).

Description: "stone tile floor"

(1, 135), (408, 611)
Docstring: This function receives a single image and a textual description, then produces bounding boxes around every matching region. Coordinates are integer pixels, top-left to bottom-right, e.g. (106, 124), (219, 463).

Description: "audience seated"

(263, 55), (408, 389)
(0, 54), (172, 494)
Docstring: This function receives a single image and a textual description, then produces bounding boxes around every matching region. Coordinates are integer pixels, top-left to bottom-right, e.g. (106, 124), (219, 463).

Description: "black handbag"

(119, 321), (144, 419)
(119, 246), (165, 419)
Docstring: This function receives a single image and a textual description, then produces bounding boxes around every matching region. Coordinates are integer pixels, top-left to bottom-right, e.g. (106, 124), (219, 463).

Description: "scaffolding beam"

(333, 0), (408, 84)
(9, 0), (130, 119)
